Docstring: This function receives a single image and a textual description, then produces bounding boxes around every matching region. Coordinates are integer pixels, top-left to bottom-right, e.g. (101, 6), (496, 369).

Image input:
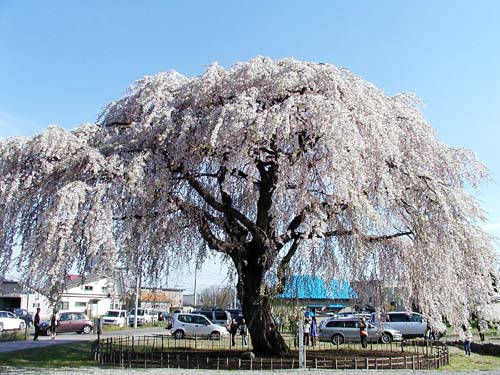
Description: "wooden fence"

(95, 334), (449, 370)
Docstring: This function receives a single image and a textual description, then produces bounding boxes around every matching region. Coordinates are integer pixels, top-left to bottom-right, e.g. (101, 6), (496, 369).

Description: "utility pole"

(233, 282), (237, 309)
(134, 272), (141, 329)
(193, 264), (198, 307)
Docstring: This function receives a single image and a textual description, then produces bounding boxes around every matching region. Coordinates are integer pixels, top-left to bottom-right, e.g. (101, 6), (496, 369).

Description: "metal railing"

(95, 334), (449, 370)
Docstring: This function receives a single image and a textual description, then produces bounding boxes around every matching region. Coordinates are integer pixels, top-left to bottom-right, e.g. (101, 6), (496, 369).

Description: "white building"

(1, 271), (126, 319)
(57, 274), (122, 317)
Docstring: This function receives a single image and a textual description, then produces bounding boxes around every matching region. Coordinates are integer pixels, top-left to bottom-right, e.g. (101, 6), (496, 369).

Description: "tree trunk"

(237, 249), (290, 356)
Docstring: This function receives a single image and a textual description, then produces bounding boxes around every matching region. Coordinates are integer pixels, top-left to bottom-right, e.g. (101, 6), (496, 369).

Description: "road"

(0, 325), (170, 353)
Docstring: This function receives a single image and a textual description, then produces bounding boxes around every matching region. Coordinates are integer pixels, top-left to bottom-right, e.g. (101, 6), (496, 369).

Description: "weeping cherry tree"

(0, 57), (497, 355)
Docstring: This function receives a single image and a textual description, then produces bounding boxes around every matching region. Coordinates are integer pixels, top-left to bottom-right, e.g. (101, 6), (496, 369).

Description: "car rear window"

(389, 313), (410, 322)
(326, 320), (343, 328)
(214, 312), (227, 320)
(409, 314), (424, 322)
(197, 311), (212, 319)
(343, 321), (358, 328)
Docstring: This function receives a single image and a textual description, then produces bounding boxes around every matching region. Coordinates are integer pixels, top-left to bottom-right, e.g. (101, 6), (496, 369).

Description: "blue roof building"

(275, 275), (356, 312)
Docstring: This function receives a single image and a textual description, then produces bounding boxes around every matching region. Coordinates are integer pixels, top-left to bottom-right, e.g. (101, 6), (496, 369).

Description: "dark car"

(6, 308), (33, 327)
(39, 311), (93, 335)
(227, 309), (244, 325)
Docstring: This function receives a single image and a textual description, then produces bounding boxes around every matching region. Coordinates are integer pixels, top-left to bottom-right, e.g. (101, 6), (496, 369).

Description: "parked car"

(370, 311), (427, 339)
(102, 310), (128, 327)
(0, 310), (26, 332)
(6, 308), (33, 327)
(319, 317), (402, 344)
(39, 311), (93, 335)
(319, 312), (371, 330)
(171, 313), (229, 340)
(191, 309), (231, 328)
(128, 308), (158, 326)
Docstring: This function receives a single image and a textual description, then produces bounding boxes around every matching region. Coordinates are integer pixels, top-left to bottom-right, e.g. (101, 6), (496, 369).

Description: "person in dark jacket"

(239, 318), (249, 346)
(229, 318), (238, 346)
(33, 308), (41, 341)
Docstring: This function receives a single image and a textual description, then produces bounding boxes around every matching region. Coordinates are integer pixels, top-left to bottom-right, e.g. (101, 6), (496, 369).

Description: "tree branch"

(186, 174), (260, 238)
(199, 216), (240, 255)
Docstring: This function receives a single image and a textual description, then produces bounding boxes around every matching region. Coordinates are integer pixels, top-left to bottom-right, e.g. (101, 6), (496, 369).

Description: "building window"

(32, 303), (40, 308)
(84, 286), (93, 291)
(58, 302), (69, 311)
(102, 287), (107, 292)
(75, 302), (87, 308)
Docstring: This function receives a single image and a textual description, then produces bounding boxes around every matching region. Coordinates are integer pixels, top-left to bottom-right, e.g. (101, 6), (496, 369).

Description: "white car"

(128, 308), (158, 326)
(0, 310), (26, 332)
(171, 313), (229, 340)
(102, 310), (128, 327)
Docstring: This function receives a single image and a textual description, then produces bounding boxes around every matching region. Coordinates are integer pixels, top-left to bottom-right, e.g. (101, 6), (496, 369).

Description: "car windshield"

(106, 311), (120, 317)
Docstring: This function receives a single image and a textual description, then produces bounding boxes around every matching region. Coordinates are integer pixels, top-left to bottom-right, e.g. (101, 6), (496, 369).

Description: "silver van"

(319, 317), (402, 344)
(370, 311), (426, 339)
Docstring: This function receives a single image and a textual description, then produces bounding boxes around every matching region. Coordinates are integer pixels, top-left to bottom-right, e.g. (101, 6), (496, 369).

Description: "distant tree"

(199, 285), (235, 308)
(0, 57), (497, 355)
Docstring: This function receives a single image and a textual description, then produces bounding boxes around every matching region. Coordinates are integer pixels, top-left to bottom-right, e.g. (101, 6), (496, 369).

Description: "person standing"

(359, 316), (368, 348)
(229, 318), (238, 347)
(50, 308), (59, 340)
(303, 318), (311, 346)
(310, 316), (318, 346)
(463, 324), (472, 355)
(478, 319), (487, 342)
(33, 308), (41, 341)
(240, 318), (248, 347)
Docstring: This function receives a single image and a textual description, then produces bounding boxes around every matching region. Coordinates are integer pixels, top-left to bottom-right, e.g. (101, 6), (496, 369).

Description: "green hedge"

(0, 330), (26, 342)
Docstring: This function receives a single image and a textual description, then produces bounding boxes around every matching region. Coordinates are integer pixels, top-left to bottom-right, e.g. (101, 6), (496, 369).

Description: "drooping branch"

(274, 237), (301, 295)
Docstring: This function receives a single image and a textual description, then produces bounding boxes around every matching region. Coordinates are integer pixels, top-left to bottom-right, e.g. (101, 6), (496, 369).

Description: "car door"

(177, 314), (194, 336)
(342, 320), (358, 342)
(5, 312), (17, 329)
(57, 313), (73, 332)
(388, 313), (410, 336)
(119, 311), (127, 326)
(73, 313), (86, 332)
(409, 313), (426, 336)
(193, 315), (211, 336)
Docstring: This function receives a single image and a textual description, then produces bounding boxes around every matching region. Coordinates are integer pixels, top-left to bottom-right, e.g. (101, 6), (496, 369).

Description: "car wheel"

(46, 328), (52, 336)
(380, 332), (392, 344)
(210, 331), (221, 340)
(174, 330), (185, 339)
(0, 322), (3, 332)
(82, 325), (92, 334)
(331, 334), (344, 345)
(19, 321), (26, 330)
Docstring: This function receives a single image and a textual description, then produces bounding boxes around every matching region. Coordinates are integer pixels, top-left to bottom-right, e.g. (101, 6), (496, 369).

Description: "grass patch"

(0, 341), (97, 368)
(440, 346), (500, 371)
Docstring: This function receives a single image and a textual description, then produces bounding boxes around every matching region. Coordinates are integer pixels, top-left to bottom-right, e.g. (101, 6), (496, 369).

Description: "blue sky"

(1, 1), (499, 291)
